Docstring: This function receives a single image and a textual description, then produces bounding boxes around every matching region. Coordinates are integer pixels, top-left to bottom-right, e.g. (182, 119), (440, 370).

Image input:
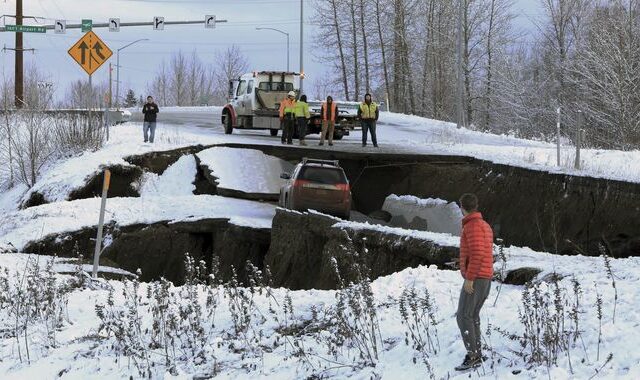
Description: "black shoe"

(362, 143), (366, 147)
(287, 141), (293, 145)
(329, 143), (333, 146)
(281, 141), (286, 145)
(319, 142), (324, 146)
(373, 144), (378, 148)
(454, 355), (481, 371)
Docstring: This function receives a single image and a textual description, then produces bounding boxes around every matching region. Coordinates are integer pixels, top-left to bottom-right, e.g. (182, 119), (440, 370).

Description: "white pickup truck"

(221, 71), (354, 139)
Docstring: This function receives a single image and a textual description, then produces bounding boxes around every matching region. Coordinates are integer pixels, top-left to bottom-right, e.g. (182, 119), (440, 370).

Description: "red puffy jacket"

(459, 212), (494, 281)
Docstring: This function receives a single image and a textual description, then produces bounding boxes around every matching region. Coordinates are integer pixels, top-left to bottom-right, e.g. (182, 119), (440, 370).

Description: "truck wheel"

(223, 112), (233, 134)
(270, 129), (279, 137)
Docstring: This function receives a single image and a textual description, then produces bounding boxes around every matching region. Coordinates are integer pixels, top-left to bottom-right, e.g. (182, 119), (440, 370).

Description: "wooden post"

(92, 169), (111, 278)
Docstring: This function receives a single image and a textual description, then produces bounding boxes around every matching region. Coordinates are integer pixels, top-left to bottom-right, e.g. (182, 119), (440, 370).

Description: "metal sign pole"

(88, 74), (92, 130)
(92, 169), (111, 278)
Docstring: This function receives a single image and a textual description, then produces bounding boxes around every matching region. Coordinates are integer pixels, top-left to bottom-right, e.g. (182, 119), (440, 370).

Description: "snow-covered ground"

(0, 107), (639, 378)
(139, 154), (198, 197)
(382, 195), (463, 236)
(0, 195), (276, 250)
(197, 147), (293, 195)
(376, 112), (640, 183)
(0, 244), (636, 379)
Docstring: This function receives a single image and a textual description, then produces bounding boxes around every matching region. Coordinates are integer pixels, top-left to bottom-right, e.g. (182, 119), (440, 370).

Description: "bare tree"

(149, 61), (169, 106)
(349, 0), (361, 100)
(571, 2), (640, 149)
(212, 45), (249, 105)
(359, 0), (371, 93)
(375, 0), (392, 107)
(0, 74), (15, 188)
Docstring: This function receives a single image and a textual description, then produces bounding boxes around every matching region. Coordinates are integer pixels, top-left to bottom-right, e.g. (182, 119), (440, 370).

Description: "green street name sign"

(81, 19), (92, 32)
(5, 25), (46, 33)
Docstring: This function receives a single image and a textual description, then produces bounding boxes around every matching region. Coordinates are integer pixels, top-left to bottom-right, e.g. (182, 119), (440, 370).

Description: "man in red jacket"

(455, 193), (494, 371)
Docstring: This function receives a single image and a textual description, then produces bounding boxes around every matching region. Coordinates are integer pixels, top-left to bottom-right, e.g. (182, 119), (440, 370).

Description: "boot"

(454, 354), (481, 371)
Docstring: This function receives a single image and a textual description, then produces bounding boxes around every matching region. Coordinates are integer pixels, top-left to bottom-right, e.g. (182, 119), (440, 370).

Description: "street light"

(256, 27), (289, 71)
(299, 0), (304, 94)
(115, 38), (149, 110)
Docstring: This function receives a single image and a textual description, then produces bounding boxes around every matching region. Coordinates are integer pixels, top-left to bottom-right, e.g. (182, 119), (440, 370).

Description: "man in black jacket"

(142, 96), (159, 143)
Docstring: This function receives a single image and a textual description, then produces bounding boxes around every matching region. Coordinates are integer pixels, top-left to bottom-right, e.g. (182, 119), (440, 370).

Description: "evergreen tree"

(124, 89), (137, 108)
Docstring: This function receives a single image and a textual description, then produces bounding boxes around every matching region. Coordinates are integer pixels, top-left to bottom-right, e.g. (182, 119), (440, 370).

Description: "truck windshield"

(258, 82), (294, 92)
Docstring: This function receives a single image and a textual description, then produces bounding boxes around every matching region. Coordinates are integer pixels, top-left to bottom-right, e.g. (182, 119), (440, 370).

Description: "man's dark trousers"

(361, 119), (377, 146)
(456, 279), (491, 357)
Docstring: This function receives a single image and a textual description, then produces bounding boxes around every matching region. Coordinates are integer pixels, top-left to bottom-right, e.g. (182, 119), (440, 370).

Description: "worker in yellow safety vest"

(279, 91), (297, 144)
(320, 95), (339, 146)
(357, 93), (379, 147)
(294, 94), (311, 146)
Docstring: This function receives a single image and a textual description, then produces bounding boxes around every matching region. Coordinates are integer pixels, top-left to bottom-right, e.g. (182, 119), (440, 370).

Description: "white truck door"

(241, 79), (255, 114)
(234, 80), (249, 116)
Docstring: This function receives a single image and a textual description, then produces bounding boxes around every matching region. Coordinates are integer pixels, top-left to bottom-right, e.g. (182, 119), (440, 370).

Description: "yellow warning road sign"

(68, 31), (113, 76)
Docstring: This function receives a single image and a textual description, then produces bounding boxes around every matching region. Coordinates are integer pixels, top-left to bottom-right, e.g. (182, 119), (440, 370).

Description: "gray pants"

(456, 278), (491, 357)
(143, 121), (156, 143)
(361, 119), (377, 146)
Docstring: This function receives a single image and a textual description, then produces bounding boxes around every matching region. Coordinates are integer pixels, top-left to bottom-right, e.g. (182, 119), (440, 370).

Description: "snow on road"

(139, 154), (198, 196)
(197, 147), (294, 195)
(0, 195), (276, 250)
(9, 107), (640, 212)
(374, 112), (640, 183)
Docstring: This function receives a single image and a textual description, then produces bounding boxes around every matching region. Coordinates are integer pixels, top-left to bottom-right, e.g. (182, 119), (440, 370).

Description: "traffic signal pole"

(1, 18), (228, 110)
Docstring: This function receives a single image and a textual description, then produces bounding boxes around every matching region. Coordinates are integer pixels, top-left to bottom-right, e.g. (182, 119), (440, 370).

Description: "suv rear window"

(298, 166), (347, 184)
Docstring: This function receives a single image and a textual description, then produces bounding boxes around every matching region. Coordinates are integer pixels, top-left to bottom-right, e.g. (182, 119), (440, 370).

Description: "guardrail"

(0, 109), (127, 124)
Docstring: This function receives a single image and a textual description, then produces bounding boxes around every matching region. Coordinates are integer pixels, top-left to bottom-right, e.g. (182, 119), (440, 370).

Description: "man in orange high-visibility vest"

(319, 95), (338, 146)
(279, 91), (297, 144)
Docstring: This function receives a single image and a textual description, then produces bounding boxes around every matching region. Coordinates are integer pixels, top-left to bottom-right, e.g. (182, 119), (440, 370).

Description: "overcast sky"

(0, 0), (542, 102)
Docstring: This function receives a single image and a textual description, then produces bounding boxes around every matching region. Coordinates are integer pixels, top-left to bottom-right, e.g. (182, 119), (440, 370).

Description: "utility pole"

(299, 0), (304, 94)
(456, 0), (465, 129)
(15, 0), (24, 108)
(108, 62), (113, 108)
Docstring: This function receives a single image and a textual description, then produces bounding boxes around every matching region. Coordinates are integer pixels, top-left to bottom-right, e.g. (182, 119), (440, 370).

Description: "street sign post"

(4, 24), (46, 33)
(154, 16), (165, 30)
(54, 20), (66, 34)
(205, 15), (216, 29)
(109, 18), (120, 32)
(92, 169), (111, 279)
(68, 31), (113, 75)
(81, 19), (92, 32)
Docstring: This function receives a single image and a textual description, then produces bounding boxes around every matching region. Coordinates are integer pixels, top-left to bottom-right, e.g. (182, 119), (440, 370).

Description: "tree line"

(147, 46), (249, 107)
(312, 0), (640, 149)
